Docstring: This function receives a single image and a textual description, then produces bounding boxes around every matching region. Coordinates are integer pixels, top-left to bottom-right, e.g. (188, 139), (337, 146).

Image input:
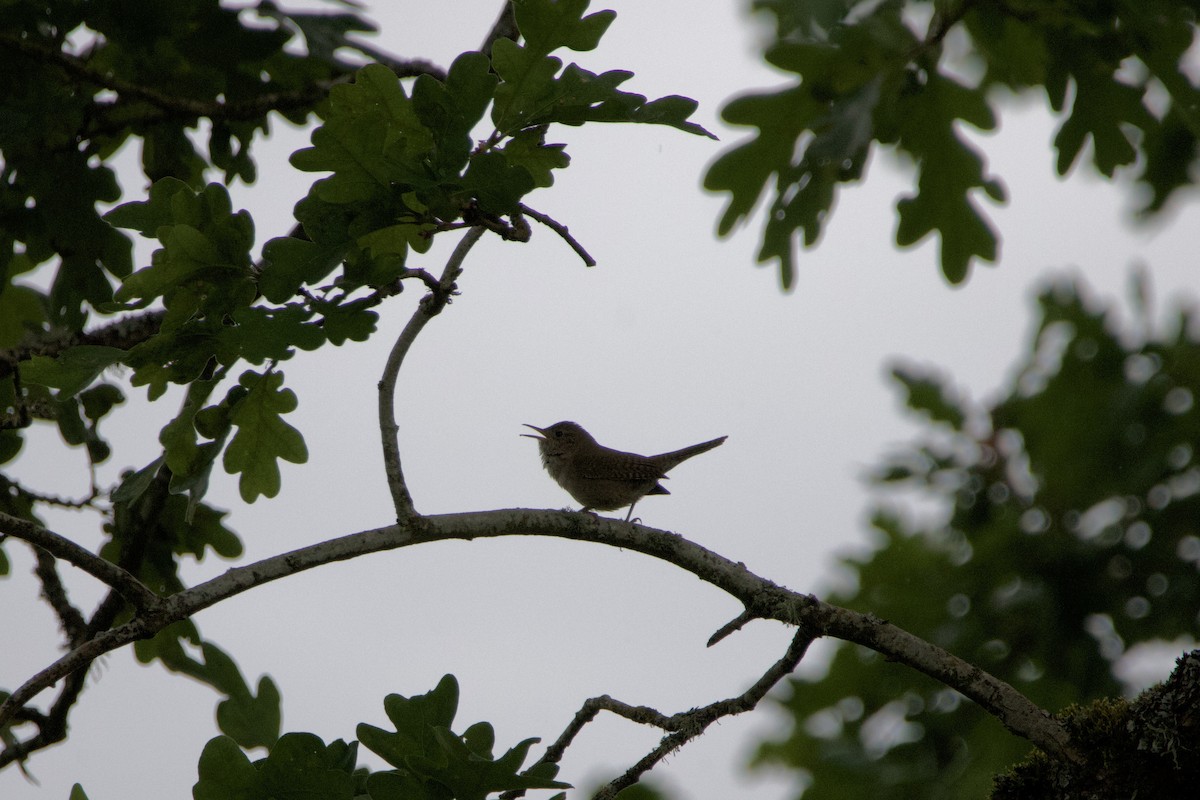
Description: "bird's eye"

(554, 430), (564, 439)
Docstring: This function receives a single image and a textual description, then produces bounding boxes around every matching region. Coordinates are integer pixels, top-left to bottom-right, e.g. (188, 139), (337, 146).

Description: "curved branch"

(0, 509), (1078, 765)
(518, 204), (597, 266)
(377, 226), (486, 520)
(0, 511), (158, 610)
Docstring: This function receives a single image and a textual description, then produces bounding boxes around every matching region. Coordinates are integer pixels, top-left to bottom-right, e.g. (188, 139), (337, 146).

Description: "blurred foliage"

(191, 675), (568, 800)
(708, 0), (1200, 287)
(753, 275), (1200, 798)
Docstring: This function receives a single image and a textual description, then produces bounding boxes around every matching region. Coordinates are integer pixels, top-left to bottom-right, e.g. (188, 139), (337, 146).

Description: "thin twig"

(377, 226), (487, 520)
(707, 608), (756, 647)
(0, 512), (158, 610)
(519, 204), (597, 266)
(0, 474), (166, 772)
(592, 628), (814, 799)
(6, 479), (100, 510)
(33, 549), (88, 646)
(481, 1), (519, 58)
(399, 268), (442, 294)
(503, 627), (814, 799)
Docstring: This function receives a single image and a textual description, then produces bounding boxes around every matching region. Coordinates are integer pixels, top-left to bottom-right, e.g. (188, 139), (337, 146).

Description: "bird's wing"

(580, 453), (665, 482)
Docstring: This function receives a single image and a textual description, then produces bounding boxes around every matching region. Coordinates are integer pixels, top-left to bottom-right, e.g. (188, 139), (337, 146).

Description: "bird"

(522, 421), (727, 521)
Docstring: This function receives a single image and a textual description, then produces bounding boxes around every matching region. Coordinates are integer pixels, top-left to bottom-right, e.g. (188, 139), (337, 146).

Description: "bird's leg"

(623, 500), (641, 523)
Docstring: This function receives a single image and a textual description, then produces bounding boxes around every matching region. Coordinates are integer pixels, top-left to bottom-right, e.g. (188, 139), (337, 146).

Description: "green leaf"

(432, 729), (565, 800)
(491, 38), (564, 133)
(19, 346), (126, 398)
(79, 382), (125, 422)
(893, 71), (1003, 283)
(160, 378), (227, 517)
(513, 0), (616, 55)
(705, 84), (814, 243)
(136, 633), (274, 750)
(103, 177), (197, 237)
(362, 771), (427, 800)
(357, 676), (569, 799)
(890, 363), (967, 430)
(290, 63), (433, 203)
(112, 181), (256, 314)
(1053, 56), (1154, 178)
(218, 304), (325, 365)
(0, 282), (45, 348)
(53, 396), (87, 447)
(258, 733), (355, 800)
(194, 736), (260, 800)
(68, 784), (90, 800)
(0, 430), (25, 466)
(112, 456), (166, 505)
(217, 673), (282, 750)
(1137, 107), (1198, 214)
(412, 51), (498, 174)
(462, 151), (536, 216)
(223, 370), (308, 502)
(493, 49), (715, 138)
(501, 127), (570, 187)
(257, 236), (348, 303)
(630, 94), (715, 138)
(133, 619), (203, 671)
(358, 674), (461, 769)
(318, 299), (379, 346)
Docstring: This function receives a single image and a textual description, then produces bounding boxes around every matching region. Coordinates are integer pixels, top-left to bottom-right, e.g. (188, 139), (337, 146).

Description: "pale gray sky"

(4, 2), (1199, 799)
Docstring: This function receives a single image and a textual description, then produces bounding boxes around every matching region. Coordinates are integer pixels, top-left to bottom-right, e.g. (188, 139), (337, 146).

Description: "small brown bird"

(522, 421), (727, 521)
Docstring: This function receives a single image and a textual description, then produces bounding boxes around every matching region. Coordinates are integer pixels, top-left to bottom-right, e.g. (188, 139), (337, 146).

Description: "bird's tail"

(657, 436), (727, 471)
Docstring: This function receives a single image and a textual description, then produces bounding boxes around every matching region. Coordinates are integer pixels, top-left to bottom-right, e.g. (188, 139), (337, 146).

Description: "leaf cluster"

(191, 675), (567, 800)
(0, 0), (386, 331)
(707, 0), (1200, 287)
(753, 276), (1200, 798)
(264, 0), (712, 302)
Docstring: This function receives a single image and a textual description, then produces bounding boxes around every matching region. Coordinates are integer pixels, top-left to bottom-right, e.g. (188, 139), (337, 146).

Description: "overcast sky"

(4, 2), (1200, 799)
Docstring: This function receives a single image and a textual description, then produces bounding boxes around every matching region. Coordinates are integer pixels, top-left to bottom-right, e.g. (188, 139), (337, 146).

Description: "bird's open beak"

(521, 424), (547, 439)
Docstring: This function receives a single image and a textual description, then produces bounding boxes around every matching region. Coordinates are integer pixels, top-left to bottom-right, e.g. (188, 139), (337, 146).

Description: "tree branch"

(0, 32), (444, 126)
(505, 627), (815, 800)
(0, 310), (165, 378)
(0, 475), (166, 772)
(377, 226), (486, 520)
(33, 548), (88, 646)
(0, 512), (158, 610)
(518, 204), (597, 266)
(706, 608), (755, 647)
(0, 510), (1079, 765)
(481, 1), (519, 58)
